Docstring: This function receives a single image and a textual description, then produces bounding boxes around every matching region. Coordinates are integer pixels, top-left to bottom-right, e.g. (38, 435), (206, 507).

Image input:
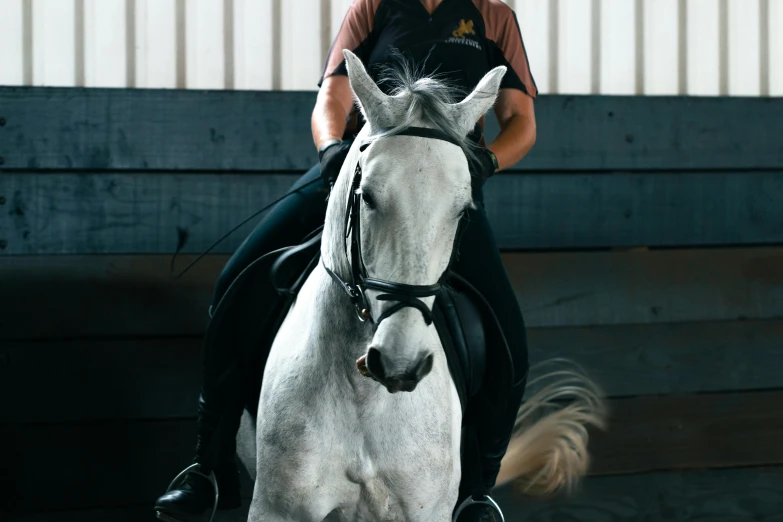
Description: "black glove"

(318, 139), (352, 188)
(470, 147), (499, 192)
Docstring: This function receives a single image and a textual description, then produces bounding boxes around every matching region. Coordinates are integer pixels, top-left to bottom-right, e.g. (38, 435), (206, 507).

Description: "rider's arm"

(483, 4), (538, 172)
(488, 89), (536, 171)
(312, 0), (380, 150)
(312, 76), (355, 150)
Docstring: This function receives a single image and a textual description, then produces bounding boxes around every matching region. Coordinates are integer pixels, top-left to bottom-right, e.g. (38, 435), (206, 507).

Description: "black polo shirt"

(318, 0), (537, 139)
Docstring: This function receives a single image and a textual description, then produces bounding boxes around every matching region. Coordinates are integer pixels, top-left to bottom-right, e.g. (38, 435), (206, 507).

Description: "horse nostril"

(366, 347), (386, 382)
(414, 353), (434, 381)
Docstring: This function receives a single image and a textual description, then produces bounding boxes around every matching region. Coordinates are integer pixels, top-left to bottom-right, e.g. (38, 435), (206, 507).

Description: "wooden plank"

(7, 506), (253, 522)
(0, 255), (223, 339)
(495, 466), (783, 521)
(2, 171), (782, 255)
(506, 247), (783, 328)
(2, 247), (782, 340)
(0, 338), (203, 423)
(4, 320), (783, 423)
(0, 419), (253, 513)
(588, 390), (783, 475)
(2, 87), (782, 171)
(10, 466), (783, 521)
(3, 391), (781, 511)
(527, 319), (783, 397)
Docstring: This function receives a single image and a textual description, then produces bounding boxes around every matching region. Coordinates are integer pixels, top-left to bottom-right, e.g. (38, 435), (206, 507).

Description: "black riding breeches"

(202, 163), (529, 488)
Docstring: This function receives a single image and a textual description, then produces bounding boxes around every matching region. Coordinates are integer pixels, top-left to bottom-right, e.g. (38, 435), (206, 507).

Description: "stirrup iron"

(453, 494), (505, 522)
(155, 463), (219, 522)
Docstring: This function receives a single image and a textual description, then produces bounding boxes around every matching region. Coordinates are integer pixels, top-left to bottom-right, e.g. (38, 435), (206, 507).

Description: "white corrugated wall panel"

(84, 0), (127, 88)
(134, 0), (178, 89)
(0, 0), (25, 85)
(771, 0), (783, 96)
(32, 0), (77, 87)
(686, 0), (721, 95)
(558, 0), (593, 94)
(185, 0), (225, 89)
(281, 0), (323, 90)
(0, 0), (780, 96)
(514, 0), (551, 95)
(728, 0), (760, 96)
(599, 0), (637, 95)
(642, 0), (680, 95)
(234, 0), (274, 90)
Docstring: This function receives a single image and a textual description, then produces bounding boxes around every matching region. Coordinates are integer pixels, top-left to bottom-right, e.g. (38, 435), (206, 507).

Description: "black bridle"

(323, 126), (465, 327)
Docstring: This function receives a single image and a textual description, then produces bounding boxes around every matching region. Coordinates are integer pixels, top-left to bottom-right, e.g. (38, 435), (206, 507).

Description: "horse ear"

(342, 49), (405, 129)
(449, 65), (507, 137)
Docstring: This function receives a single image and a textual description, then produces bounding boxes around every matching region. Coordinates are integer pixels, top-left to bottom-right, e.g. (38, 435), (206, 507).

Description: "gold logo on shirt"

(452, 19), (475, 39)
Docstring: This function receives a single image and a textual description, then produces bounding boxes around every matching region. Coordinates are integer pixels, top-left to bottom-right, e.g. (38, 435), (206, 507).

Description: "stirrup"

(452, 494), (505, 522)
(155, 463), (219, 522)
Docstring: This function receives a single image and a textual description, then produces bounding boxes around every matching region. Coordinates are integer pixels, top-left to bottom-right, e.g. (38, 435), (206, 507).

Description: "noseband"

(323, 127), (464, 327)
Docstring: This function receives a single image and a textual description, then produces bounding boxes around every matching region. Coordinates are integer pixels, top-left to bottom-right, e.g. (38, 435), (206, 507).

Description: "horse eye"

(362, 192), (376, 209)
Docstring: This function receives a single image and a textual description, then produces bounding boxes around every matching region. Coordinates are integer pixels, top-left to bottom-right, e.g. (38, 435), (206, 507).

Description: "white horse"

(236, 50), (606, 522)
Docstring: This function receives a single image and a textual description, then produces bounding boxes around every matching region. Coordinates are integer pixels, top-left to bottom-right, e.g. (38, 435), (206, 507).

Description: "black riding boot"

(454, 378), (527, 522)
(154, 392), (243, 519)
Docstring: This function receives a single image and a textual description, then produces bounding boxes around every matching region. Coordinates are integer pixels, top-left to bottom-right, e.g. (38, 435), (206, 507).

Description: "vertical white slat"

(330, 0), (354, 43)
(280, 0), (322, 90)
(32, 0), (77, 86)
(515, 0), (551, 95)
(642, 0), (679, 95)
(557, 0), (592, 94)
(234, 0), (273, 90)
(727, 0), (760, 95)
(135, 0), (177, 88)
(84, 0), (127, 87)
(770, 0), (783, 95)
(185, 0), (225, 89)
(0, 0), (24, 85)
(599, 0), (636, 94)
(686, 0), (721, 95)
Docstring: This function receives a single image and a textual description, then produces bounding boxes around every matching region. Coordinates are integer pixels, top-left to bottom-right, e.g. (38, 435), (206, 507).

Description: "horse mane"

(368, 49), (484, 169)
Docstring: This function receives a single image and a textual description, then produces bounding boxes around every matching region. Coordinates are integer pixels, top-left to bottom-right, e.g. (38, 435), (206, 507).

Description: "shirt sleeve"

(484, 4), (538, 98)
(317, 0), (381, 87)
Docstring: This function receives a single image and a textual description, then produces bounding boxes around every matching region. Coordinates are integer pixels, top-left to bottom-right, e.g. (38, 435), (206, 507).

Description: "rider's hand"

(474, 147), (498, 180)
(318, 139), (352, 189)
(470, 147), (499, 192)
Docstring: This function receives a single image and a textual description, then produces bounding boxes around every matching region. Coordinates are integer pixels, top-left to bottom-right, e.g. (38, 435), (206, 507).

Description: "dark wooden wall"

(1, 87), (782, 521)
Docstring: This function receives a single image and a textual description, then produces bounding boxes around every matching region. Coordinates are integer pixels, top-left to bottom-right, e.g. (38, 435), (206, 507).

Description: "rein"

(323, 126), (464, 327)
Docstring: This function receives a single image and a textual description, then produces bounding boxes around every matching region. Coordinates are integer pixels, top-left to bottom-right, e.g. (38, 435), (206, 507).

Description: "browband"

(367, 126), (464, 148)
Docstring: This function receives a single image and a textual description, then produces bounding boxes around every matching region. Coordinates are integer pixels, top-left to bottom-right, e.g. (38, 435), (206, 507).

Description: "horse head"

(323, 50), (506, 394)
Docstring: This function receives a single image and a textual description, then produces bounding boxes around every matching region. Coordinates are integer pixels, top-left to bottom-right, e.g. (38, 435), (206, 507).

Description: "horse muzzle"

(358, 347), (434, 393)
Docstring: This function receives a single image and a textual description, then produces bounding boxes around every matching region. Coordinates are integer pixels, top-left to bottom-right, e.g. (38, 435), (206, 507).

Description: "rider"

(155, 0), (537, 519)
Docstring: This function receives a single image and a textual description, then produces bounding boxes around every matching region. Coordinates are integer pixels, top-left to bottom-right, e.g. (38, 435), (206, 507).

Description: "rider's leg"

(155, 164), (329, 518)
(449, 195), (529, 496)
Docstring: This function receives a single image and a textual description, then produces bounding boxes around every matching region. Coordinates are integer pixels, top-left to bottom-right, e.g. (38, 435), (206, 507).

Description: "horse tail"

(494, 358), (608, 497)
